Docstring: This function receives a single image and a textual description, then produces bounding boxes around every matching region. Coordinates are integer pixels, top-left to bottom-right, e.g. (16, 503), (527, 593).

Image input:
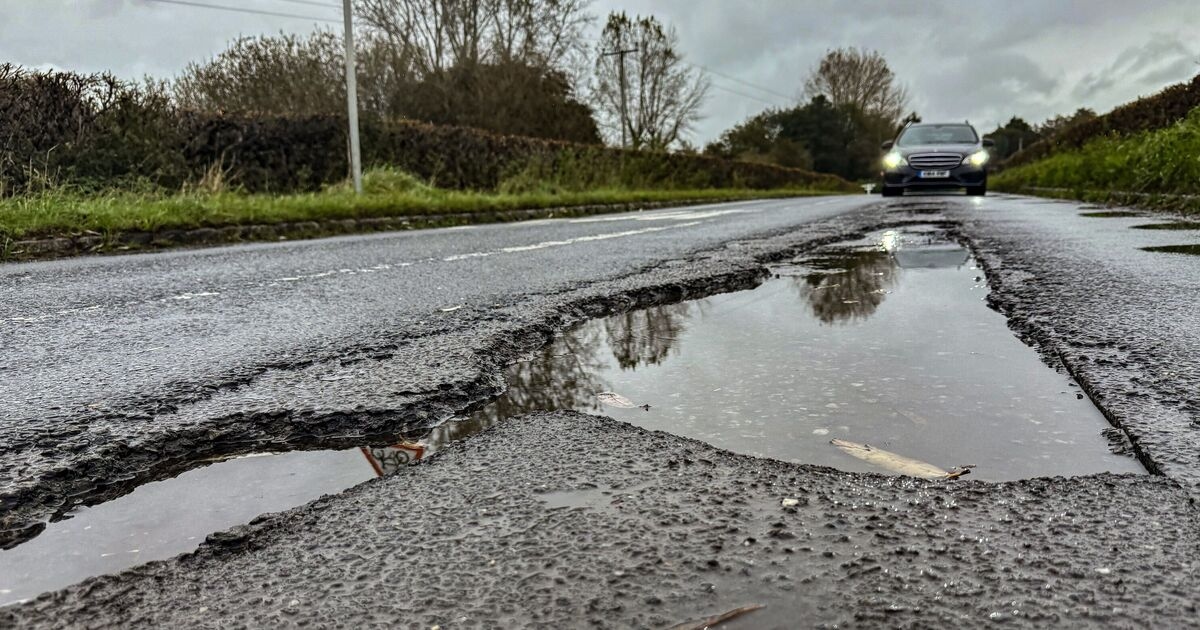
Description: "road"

(0, 195), (876, 542)
(3, 193), (1200, 626)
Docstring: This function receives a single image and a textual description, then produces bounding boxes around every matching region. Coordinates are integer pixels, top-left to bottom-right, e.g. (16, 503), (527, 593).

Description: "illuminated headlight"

(964, 150), (989, 167)
(882, 152), (906, 169)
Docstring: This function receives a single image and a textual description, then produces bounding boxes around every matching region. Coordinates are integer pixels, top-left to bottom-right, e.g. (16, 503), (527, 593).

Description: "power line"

(688, 62), (799, 104)
(262, 0), (342, 9)
(708, 82), (789, 108)
(142, 0), (340, 22)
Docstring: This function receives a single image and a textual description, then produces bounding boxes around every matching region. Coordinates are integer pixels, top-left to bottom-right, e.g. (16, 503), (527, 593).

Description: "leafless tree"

(355, 0), (593, 76)
(592, 12), (709, 149)
(804, 47), (909, 126)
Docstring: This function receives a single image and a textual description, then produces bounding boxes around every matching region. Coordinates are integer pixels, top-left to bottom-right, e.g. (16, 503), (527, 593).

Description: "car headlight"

(882, 152), (906, 169)
(964, 150), (989, 167)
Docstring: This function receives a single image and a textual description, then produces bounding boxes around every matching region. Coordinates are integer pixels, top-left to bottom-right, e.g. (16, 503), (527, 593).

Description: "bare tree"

(356, 0), (592, 76)
(592, 12), (709, 150)
(804, 47), (909, 126)
(491, 0), (594, 68)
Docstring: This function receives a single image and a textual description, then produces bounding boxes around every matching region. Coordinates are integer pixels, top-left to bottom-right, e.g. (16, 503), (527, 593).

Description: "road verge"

(0, 188), (844, 262)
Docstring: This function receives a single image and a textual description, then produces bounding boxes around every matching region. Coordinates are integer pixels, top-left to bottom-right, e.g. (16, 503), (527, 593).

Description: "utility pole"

(602, 47), (638, 148)
(342, 0), (363, 194)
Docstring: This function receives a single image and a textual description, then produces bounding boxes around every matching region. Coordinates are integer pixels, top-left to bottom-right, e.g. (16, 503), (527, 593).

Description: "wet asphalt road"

(3, 193), (1200, 625)
(0, 196), (877, 540)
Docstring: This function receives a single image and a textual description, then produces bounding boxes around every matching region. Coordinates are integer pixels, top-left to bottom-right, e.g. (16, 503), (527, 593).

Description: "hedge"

(1004, 73), (1200, 169)
(0, 64), (855, 196)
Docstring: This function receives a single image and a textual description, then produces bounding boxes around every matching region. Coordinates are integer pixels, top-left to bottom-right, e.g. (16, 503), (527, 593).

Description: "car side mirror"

(880, 140), (894, 150)
(982, 138), (996, 148)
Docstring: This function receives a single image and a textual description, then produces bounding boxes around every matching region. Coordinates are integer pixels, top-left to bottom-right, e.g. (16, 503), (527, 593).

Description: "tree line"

(171, 1), (707, 151)
(704, 47), (917, 181)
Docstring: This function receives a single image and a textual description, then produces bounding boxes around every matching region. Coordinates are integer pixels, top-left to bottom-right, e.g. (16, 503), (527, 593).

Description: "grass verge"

(993, 106), (1200, 215)
(0, 168), (847, 258)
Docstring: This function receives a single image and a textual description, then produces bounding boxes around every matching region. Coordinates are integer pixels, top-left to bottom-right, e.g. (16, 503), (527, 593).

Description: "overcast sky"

(3, 0), (1198, 143)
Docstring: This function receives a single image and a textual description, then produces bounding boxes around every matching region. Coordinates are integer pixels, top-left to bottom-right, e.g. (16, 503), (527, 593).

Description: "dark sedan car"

(879, 123), (995, 196)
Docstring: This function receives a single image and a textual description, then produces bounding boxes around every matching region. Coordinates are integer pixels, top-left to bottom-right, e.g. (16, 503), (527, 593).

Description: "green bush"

(993, 106), (1200, 196)
(0, 64), (855, 197)
(1005, 73), (1200, 168)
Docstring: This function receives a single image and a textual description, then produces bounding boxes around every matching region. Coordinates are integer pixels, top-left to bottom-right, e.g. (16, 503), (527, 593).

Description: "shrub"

(993, 106), (1200, 196)
(1005, 73), (1200, 168)
(0, 64), (855, 197)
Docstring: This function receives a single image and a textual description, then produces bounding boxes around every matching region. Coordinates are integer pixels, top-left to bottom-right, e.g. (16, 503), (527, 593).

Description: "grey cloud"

(1073, 36), (1198, 102)
(0, 0), (1197, 141)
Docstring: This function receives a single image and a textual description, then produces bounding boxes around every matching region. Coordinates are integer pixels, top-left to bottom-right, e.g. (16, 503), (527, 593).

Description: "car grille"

(908, 153), (963, 169)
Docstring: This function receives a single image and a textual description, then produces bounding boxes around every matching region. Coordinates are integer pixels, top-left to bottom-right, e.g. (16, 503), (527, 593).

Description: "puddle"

(1131, 222), (1200, 230)
(0, 440), (442, 605)
(1142, 244), (1200, 256)
(452, 226), (1141, 482)
(0, 225), (1144, 605)
(1080, 211), (1141, 218)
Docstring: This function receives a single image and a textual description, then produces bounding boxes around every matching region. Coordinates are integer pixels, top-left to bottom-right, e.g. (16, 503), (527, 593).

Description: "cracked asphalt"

(3, 193), (1200, 626)
(0, 196), (876, 544)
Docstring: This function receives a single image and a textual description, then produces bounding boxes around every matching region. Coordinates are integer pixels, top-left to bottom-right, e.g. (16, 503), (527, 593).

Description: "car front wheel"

(966, 185), (987, 196)
(881, 186), (901, 197)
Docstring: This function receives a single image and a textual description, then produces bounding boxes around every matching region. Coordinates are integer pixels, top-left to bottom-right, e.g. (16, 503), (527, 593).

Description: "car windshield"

(896, 125), (978, 146)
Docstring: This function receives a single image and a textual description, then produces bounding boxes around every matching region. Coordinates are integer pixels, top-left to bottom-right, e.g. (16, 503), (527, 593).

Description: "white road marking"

(444, 221), (704, 261)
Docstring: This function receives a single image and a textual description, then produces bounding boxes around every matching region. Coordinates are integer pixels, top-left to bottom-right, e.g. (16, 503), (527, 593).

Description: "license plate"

(920, 170), (950, 178)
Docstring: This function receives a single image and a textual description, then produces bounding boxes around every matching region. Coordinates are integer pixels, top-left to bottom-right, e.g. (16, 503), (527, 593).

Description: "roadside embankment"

(993, 101), (1200, 215)
(0, 172), (845, 261)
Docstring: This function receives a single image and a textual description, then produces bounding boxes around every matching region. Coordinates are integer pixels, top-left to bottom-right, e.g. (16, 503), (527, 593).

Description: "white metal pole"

(342, 0), (363, 194)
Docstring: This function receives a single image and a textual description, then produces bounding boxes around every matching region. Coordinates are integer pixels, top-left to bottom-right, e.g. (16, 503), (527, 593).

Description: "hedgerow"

(993, 106), (1200, 199)
(1004, 73), (1200, 169)
(0, 64), (854, 197)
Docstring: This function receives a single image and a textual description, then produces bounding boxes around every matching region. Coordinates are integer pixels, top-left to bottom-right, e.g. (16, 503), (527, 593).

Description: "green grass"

(0, 167), (844, 241)
(993, 106), (1200, 214)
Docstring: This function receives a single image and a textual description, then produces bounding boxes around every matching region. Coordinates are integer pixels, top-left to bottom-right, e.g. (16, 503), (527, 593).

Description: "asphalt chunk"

(4, 411), (1196, 629)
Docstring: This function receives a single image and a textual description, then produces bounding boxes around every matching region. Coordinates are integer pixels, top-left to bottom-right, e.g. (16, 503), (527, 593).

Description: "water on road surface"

(0, 223), (1143, 606)
(461, 225), (1142, 480)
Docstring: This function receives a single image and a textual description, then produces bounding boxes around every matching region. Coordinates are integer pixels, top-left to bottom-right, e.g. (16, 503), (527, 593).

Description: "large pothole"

(0, 224), (1143, 606)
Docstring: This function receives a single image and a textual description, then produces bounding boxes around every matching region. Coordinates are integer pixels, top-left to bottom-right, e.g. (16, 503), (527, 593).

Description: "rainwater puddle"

(1142, 244), (1200, 256)
(0, 441), (440, 605)
(1080, 211), (1142, 218)
(459, 226), (1141, 482)
(1131, 222), (1200, 230)
(1, 225), (1144, 605)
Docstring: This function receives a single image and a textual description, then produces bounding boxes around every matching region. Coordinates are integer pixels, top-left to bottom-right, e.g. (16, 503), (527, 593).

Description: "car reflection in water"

(790, 231), (970, 324)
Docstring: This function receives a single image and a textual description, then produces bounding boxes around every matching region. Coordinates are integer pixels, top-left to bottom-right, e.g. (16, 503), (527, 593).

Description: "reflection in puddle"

(454, 227), (1142, 483)
(0, 226), (1146, 606)
(1131, 222), (1200, 231)
(1142, 244), (1200, 256)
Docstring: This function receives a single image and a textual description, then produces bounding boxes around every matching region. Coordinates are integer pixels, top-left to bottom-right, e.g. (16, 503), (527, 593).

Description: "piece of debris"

(945, 465), (976, 479)
(596, 391), (638, 409)
(668, 604), (765, 630)
(439, 305), (464, 313)
(781, 498), (801, 507)
(830, 438), (971, 480)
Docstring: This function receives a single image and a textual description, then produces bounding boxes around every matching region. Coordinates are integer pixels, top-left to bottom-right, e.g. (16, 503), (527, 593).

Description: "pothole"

(0, 433), (456, 605)
(1141, 244), (1200, 256)
(459, 225), (1140, 481)
(0, 224), (1144, 605)
(1080, 211), (1141, 218)
(1130, 222), (1200, 230)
